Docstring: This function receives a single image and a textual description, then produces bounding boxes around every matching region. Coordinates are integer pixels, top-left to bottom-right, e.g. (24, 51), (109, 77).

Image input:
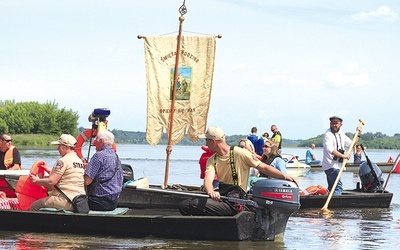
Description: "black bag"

(72, 194), (90, 214)
(86, 182), (98, 196)
(218, 183), (247, 199)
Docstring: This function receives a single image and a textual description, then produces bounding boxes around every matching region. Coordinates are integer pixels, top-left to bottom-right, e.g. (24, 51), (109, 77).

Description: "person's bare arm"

(256, 162), (298, 186)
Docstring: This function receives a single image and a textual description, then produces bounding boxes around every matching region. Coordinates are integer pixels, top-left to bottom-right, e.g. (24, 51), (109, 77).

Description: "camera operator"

(322, 116), (362, 195)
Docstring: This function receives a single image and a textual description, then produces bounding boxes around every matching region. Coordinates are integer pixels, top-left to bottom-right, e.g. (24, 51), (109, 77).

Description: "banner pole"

(163, 1), (187, 189)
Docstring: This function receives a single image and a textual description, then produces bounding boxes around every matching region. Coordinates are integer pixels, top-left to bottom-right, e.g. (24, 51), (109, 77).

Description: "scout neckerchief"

(214, 145), (238, 186)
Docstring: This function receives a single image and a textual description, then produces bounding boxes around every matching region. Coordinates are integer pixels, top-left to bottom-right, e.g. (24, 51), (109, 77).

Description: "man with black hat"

(322, 116), (361, 195)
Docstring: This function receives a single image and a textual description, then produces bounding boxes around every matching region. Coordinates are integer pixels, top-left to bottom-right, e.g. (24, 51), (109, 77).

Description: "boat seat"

(89, 207), (129, 215)
(39, 207), (129, 215)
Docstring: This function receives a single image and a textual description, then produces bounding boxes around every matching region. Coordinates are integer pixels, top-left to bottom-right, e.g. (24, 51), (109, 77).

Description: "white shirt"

(322, 129), (352, 170)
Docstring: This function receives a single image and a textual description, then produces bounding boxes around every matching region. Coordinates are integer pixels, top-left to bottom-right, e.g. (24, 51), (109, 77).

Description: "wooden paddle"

(321, 119), (365, 212)
(382, 152), (400, 193)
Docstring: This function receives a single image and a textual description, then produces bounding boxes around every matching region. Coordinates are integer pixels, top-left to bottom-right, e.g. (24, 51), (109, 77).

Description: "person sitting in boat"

(262, 132), (269, 142)
(305, 143), (321, 165)
(238, 139), (261, 179)
(259, 140), (287, 175)
(84, 130), (123, 211)
(178, 126), (297, 216)
(199, 145), (218, 190)
(353, 144), (364, 164)
(29, 134), (86, 211)
(0, 133), (22, 170)
(238, 139), (262, 160)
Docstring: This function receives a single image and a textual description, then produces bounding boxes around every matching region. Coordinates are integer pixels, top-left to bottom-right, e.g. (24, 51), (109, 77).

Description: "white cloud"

(262, 75), (283, 85)
(349, 6), (399, 22)
(325, 62), (370, 88)
(232, 63), (246, 70)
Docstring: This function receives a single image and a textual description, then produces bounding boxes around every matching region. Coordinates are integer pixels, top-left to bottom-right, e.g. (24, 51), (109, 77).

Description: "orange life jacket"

(300, 185), (329, 196)
(4, 146), (21, 170)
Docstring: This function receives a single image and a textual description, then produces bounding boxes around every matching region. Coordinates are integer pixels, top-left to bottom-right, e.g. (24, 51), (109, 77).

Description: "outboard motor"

(251, 179), (300, 241)
(359, 161), (384, 192)
(121, 164), (134, 184)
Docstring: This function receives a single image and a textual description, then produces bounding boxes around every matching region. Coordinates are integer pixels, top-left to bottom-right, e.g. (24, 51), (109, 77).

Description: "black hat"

(329, 116), (343, 122)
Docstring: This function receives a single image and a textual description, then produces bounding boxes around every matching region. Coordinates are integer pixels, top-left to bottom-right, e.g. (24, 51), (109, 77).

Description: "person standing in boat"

(322, 116), (362, 195)
(178, 126), (297, 216)
(29, 134), (86, 211)
(353, 144), (364, 164)
(305, 143), (321, 165)
(271, 124), (283, 153)
(0, 133), (22, 170)
(84, 130), (123, 211)
(247, 127), (264, 156)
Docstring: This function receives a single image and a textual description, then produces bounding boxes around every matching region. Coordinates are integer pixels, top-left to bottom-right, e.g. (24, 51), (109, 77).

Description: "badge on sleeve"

(55, 160), (64, 170)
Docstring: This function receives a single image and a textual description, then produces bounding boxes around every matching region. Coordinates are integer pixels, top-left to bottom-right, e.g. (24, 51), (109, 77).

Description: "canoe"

(0, 207), (274, 241)
(118, 184), (393, 211)
(299, 190), (393, 209)
(286, 163), (310, 177)
(308, 162), (394, 173)
(0, 172), (300, 241)
(281, 154), (311, 177)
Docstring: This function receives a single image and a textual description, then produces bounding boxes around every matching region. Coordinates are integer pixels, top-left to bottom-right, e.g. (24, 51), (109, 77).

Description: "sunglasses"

(2, 139), (12, 143)
(263, 145), (271, 148)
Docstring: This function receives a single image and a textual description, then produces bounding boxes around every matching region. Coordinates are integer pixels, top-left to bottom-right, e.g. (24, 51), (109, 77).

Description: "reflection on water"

(2, 232), (170, 249)
(294, 207), (393, 221)
(4, 145), (400, 249)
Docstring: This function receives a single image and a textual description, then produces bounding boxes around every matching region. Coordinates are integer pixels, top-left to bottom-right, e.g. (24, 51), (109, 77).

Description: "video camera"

(88, 108), (111, 123)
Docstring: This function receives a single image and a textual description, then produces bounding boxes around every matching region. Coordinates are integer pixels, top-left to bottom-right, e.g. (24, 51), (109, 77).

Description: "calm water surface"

(2, 145), (399, 249)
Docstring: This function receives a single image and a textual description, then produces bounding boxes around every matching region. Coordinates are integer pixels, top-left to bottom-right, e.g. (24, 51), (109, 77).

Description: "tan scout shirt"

(205, 146), (261, 191)
(51, 152), (86, 200)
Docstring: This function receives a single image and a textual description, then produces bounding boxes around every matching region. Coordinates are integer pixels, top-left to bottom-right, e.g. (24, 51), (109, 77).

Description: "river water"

(2, 145), (399, 249)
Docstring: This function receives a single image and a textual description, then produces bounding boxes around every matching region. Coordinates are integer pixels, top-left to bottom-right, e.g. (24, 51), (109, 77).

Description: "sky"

(1, 0), (399, 140)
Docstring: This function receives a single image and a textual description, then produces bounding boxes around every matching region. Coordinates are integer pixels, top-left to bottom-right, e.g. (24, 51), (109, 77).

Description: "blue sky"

(1, 1), (399, 140)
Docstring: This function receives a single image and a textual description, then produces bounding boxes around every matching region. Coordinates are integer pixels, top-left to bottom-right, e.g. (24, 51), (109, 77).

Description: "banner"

(144, 36), (216, 146)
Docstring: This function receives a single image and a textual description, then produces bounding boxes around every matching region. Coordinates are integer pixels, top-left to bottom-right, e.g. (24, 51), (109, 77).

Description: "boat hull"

(0, 208), (260, 241)
(309, 162), (393, 173)
(299, 190), (393, 209)
(118, 185), (393, 211)
(286, 165), (310, 177)
(0, 175), (298, 241)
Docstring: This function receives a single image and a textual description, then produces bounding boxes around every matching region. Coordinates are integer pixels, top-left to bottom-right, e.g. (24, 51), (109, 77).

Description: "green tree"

(0, 100), (79, 135)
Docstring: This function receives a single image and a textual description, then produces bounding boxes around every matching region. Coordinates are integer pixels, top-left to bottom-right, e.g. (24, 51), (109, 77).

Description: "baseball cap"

(329, 116), (343, 122)
(50, 134), (77, 147)
(199, 127), (226, 141)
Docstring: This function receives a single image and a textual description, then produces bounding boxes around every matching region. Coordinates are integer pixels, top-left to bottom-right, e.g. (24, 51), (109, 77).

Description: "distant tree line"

(0, 100), (79, 135)
(298, 132), (400, 150)
(1, 100), (399, 149)
(109, 130), (400, 150)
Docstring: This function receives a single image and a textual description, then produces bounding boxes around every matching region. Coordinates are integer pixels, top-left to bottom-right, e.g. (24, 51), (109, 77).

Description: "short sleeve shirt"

(52, 151), (86, 199)
(85, 146), (123, 201)
(205, 146), (260, 191)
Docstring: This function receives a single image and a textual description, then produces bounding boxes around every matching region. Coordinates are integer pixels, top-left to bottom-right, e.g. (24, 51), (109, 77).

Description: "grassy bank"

(12, 134), (63, 147)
